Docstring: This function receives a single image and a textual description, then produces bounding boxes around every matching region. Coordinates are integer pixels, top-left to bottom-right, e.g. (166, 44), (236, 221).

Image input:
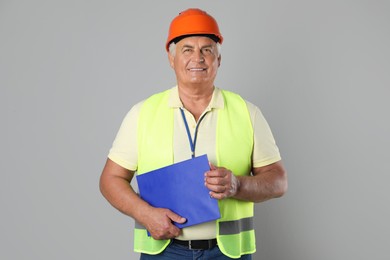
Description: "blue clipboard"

(136, 154), (221, 229)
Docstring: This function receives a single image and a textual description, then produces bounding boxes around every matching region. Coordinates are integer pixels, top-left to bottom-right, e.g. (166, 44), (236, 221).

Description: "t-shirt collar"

(168, 86), (224, 110)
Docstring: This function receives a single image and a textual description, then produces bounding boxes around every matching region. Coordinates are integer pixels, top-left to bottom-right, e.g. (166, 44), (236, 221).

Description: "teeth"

(190, 68), (204, 71)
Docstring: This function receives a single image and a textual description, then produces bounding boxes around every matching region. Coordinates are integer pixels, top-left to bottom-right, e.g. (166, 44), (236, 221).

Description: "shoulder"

(219, 88), (255, 109)
(219, 88), (260, 118)
(143, 88), (173, 104)
(221, 89), (266, 128)
(125, 88), (174, 116)
(219, 88), (243, 100)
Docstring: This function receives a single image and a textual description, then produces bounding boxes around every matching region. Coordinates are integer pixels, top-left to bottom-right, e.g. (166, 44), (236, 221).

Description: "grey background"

(1, 0), (389, 259)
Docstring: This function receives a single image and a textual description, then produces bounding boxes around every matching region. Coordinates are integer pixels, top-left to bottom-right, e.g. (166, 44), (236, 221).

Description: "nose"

(193, 50), (205, 63)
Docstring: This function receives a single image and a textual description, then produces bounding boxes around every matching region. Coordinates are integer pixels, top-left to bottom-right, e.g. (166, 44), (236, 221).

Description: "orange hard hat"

(165, 8), (223, 51)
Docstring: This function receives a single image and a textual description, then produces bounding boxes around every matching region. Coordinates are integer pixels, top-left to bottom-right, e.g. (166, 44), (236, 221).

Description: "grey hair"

(168, 42), (222, 58)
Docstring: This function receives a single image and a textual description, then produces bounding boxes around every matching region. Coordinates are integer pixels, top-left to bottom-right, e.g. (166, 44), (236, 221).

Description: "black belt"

(172, 239), (217, 250)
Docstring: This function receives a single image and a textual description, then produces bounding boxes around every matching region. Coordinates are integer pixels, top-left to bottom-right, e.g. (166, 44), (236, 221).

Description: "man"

(100, 8), (287, 260)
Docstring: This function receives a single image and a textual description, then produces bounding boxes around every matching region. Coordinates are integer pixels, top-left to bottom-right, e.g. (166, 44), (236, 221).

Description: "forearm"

(100, 174), (153, 224)
(99, 159), (186, 239)
(234, 168), (287, 203)
(206, 161), (287, 202)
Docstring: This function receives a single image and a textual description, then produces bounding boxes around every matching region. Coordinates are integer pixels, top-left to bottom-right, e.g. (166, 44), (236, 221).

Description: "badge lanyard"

(179, 108), (207, 158)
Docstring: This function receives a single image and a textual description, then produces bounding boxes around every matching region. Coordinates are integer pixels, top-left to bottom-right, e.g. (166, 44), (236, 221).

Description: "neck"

(177, 84), (214, 121)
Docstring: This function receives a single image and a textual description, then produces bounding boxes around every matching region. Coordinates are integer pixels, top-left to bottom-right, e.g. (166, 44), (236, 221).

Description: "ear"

(168, 53), (175, 69)
(218, 55), (222, 67)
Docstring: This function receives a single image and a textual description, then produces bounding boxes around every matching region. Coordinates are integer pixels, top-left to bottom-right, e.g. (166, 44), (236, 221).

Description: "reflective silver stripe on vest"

(219, 217), (254, 235)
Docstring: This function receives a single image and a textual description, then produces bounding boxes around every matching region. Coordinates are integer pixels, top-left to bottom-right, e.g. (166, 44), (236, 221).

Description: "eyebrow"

(181, 44), (214, 50)
(181, 44), (194, 50)
(201, 45), (214, 50)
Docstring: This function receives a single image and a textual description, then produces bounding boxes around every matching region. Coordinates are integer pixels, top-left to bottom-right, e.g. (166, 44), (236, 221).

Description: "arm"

(99, 158), (186, 239)
(205, 160), (287, 202)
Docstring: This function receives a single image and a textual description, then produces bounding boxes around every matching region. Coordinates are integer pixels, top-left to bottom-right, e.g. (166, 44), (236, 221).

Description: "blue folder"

(136, 154), (221, 229)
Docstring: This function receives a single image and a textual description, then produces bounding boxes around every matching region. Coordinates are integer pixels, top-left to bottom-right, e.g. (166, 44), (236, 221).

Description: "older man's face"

(169, 36), (221, 88)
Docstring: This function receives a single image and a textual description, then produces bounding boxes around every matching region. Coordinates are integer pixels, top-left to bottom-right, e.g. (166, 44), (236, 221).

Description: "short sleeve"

(107, 101), (144, 171)
(247, 102), (282, 168)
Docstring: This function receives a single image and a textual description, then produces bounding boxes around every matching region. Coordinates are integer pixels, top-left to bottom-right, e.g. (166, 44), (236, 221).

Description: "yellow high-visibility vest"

(134, 89), (255, 258)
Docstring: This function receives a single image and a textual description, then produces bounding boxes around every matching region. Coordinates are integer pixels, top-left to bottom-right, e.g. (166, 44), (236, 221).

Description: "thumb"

(166, 211), (187, 224)
(209, 162), (217, 170)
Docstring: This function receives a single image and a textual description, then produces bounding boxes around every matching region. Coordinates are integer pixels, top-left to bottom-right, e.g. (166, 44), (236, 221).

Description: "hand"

(204, 163), (240, 200)
(143, 207), (186, 240)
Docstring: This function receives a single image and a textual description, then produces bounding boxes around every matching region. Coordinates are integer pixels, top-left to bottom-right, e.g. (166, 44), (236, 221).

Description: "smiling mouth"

(189, 68), (206, 71)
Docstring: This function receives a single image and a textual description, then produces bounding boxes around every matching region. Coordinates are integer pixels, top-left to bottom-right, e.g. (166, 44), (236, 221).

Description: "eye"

(182, 48), (193, 53)
(202, 48), (214, 55)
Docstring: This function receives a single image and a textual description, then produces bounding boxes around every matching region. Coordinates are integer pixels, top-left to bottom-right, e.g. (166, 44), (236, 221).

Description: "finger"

(205, 177), (220, 185)
(206, 169), (226, 179)
(167, 225), (182, 238)
(208, 162), (217, 170)
(205, 181), (227, 195)
(205, 174), (229, 186)
(166, 211), (187, 224)
(152, 225), (180, 240)
(209, 191), (226, 200)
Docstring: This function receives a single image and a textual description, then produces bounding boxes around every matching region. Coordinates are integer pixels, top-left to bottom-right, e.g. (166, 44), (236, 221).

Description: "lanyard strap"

(179, 108), (207, 158)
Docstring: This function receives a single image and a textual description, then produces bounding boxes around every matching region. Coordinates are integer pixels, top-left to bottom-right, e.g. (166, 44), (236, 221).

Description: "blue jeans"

(140, 241), (252, 260)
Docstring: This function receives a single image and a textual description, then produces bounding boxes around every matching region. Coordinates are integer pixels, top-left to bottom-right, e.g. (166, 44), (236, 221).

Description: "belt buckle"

(188, 240), (193, 250)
